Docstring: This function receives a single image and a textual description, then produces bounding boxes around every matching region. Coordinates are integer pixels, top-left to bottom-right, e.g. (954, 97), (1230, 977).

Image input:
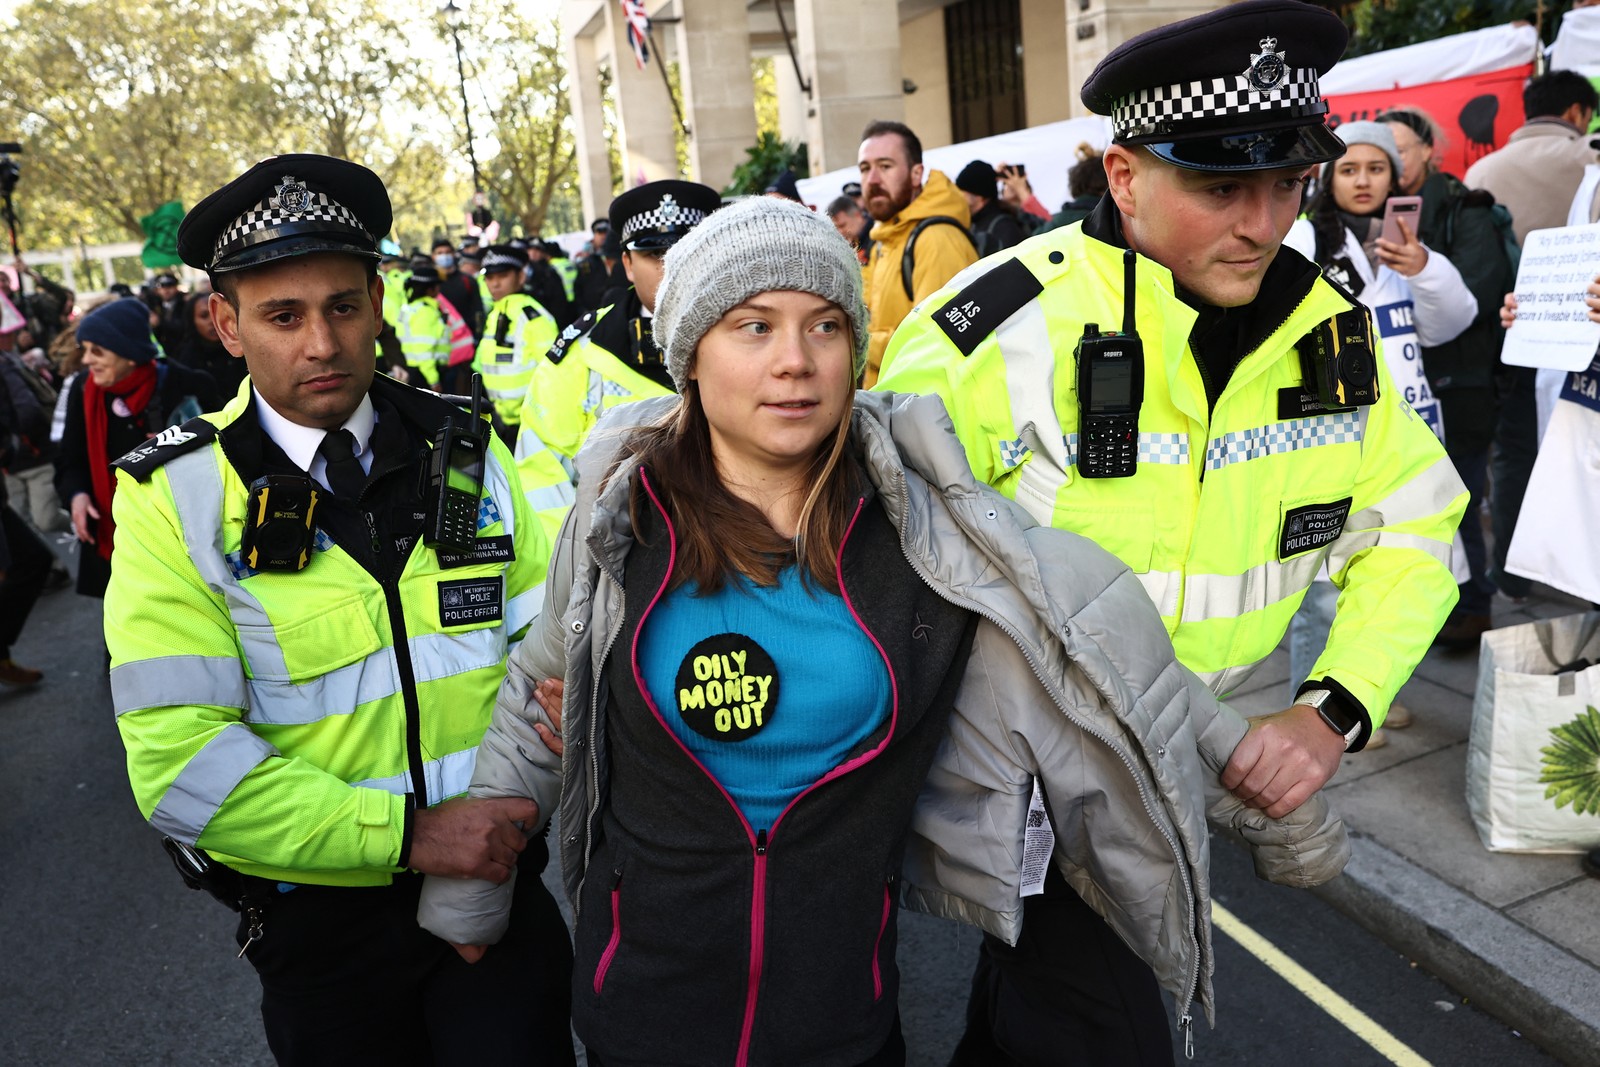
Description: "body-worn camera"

(1299, 306), (1380, 408)
(241, 475), (320, 571)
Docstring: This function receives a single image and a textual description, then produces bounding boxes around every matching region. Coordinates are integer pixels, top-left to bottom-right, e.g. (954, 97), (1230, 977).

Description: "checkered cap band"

(483, 251), (524, 273)
(213, 187), (372, 265)
(621, 198), (708, 243)
(1112, 67), (1322, 139)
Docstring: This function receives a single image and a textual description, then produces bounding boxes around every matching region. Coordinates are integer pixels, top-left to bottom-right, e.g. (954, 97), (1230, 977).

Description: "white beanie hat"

(654, 196), (869, 391)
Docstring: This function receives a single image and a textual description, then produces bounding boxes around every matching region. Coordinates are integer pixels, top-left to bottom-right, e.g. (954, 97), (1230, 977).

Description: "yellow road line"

(1212, 902), (1433, 1067)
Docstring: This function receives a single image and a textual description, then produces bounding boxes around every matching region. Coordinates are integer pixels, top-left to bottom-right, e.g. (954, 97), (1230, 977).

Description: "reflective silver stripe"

(1341, 454), (1465, 531)
(525, 480), (577, 514)
(507, 582), (543, 634)
(995, 301), (1069, 525)
(244, 627), (504, 726)
(1204, 411), (1362, 471)
(150, 723), (278, 842)
(1328, 529), (1452, 571)
(165, 449), (286, 678)
(513, 427), (552, 464)
(112, 655), (249, 715)
(484, 383), (530, 401)
(1178, 550), (1327, 625)
(354, 747), (478, 800)
(483, 451), (517, 538)
(1133, 569), (1182, 620)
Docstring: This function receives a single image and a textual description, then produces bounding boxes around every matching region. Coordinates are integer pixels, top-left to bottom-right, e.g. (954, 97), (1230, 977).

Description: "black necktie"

(317, 428), (367, 501)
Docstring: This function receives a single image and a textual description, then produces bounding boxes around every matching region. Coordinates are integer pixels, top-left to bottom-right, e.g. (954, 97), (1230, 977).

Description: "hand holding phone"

(1379, 196), (1422, 247)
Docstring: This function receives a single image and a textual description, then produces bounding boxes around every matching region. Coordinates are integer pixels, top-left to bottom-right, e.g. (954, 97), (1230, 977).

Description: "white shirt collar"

(254, 388), (377, 475)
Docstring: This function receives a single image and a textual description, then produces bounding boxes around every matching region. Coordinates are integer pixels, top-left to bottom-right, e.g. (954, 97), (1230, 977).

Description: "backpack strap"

(902, 216), (978, 300)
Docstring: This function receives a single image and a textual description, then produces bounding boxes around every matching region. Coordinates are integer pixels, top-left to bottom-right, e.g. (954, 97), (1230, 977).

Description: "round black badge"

(673, 633), (780, 743)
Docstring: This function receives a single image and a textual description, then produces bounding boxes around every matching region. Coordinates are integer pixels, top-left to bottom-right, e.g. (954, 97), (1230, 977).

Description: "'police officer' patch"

(438, 576), (503, 626)
(674, 633), (779, 743)
(1279, 497), (1352, 559)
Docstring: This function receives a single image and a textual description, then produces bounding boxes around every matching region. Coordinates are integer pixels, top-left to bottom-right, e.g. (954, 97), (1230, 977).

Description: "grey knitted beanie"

(654, 196), (868, 392)
(1325, 121), (1401, 185)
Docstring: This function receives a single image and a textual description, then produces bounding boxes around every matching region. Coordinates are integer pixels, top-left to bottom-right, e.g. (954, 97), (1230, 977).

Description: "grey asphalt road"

(0, 564), (1566, 1066)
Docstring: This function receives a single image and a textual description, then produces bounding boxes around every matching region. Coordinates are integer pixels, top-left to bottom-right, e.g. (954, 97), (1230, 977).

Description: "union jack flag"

(619, 0), (650, 68)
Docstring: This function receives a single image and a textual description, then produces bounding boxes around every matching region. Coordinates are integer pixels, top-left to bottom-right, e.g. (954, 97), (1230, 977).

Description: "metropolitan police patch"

(1279, 497), (1352, 559)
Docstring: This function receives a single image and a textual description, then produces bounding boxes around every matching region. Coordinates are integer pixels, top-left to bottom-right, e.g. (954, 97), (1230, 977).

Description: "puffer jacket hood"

(417, 389), (1350, 1034)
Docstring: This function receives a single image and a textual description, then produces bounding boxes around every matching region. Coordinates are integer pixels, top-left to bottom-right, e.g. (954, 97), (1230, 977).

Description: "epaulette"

(546, 309), (599, 366)
(930, 257), (1044, 357)
(111, 417), (219, 482)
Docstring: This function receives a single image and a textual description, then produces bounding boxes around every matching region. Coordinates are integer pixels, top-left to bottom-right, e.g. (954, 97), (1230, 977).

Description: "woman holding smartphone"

(1282, 120), (1474, 744)
(420, 197), (1348, 1066)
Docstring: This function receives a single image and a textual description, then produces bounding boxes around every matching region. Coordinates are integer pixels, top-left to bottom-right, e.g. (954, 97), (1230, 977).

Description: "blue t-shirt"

(637, 566), (892, 832)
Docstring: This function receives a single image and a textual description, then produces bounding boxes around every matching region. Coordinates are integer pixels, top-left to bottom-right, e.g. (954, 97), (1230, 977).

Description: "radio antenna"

(1122, 249), (1137, 336)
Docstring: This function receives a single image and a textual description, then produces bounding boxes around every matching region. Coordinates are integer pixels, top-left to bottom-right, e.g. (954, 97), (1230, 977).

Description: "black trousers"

(948, 865), (1174, 1067)
(239, 846), (575, 1067)
(0, 503), (53, 660)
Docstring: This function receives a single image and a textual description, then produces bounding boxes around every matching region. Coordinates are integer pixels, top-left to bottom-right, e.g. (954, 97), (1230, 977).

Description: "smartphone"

(996, 163), (1026, 179)
(1380, 196), (1422, 245)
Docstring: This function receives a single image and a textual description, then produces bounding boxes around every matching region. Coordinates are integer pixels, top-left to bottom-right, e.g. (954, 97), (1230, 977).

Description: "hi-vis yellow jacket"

(513, 297), (671, 554)
(473, 293), (557, 427)
(878, 223), (1467, 729)
(105, 377), (548, 886)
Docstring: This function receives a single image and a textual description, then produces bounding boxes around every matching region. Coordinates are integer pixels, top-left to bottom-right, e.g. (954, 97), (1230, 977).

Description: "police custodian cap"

(177, 154), (391, 274)
(481, 244), (530, 274)
(609, 180), (720, 252)
(1081, 0), (1347, 173)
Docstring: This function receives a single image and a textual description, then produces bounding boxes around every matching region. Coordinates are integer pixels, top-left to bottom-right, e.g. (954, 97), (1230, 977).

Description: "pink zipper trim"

(740, 838), (769, 1067)
(872, 881), (891, 1001)
(594, 879), (622, 994)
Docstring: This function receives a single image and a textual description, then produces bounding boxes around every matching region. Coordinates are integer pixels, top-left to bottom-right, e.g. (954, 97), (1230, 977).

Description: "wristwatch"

(1298, 688), (1362, 750)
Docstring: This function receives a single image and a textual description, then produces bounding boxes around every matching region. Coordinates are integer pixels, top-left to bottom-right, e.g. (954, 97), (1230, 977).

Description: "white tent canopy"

(1320, 22), (1538, 93)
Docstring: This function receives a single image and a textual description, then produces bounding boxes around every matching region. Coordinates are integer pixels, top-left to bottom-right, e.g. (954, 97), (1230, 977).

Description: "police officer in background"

(518, 237), (575, 329)
(472, 243), (557, 442)
(106, 154), (574, 1066)
(513, 179), (719, 553)
(878, 3), (1466, 1062)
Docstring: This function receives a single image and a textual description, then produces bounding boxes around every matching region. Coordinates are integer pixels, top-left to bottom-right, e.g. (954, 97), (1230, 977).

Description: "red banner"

(1325, 63), (1535, 180)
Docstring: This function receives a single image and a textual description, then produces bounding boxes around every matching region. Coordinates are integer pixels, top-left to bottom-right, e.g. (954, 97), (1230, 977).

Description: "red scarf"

(84, 363), (159, 561)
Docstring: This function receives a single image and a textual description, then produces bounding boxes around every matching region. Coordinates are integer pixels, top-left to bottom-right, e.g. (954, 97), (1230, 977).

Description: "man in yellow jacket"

(857, 119), (978, 385)
(107, 154), (575, 1065)
(878, 3), (1466, 1062)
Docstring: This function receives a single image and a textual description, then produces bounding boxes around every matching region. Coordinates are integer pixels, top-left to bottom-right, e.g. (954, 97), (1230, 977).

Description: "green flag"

(140, 200), (185, 268)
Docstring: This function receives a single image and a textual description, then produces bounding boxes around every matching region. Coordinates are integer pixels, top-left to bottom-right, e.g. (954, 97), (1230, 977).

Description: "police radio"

(240, 475), (320, 572)
(1075, 249), (1144, 479)
(1299, 305), (1380, 409)
(425, 374), (489, 552)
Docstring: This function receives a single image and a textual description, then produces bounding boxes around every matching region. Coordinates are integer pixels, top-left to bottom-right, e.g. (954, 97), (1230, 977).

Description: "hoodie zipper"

(884, 460), (1205, 1031)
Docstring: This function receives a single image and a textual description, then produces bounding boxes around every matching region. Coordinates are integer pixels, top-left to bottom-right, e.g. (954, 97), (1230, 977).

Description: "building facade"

(561, 0), (1235, 221)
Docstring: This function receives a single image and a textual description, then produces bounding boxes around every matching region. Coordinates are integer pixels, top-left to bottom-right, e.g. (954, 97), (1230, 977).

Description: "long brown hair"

(622, 377), (860, 594)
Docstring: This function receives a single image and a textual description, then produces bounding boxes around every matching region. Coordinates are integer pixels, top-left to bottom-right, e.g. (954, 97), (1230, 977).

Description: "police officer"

(106, 154), (574, 1066)
(513, 179), (719, 552)
(471, 243), (557, 442)
(396, 262), (457, 391)
(518, 237), (575, 329)
(877, 3), (1467, 1062)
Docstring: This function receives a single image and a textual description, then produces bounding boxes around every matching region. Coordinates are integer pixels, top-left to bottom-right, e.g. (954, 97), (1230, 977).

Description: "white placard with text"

(1503, 223), (1600, 371)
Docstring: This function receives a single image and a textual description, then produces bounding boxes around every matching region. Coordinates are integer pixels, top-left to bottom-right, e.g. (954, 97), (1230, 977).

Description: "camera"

(1299, 306), (1379, 409)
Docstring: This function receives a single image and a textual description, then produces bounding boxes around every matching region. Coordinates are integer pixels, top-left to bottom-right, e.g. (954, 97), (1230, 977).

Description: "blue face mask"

(434, 254), (456, 270)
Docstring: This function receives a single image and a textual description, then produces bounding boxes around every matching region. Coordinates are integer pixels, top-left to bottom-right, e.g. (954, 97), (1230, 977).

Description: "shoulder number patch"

(111, 418), (219, 482)
(933, 257), (1044, 357)
(546, 310), (598, 366)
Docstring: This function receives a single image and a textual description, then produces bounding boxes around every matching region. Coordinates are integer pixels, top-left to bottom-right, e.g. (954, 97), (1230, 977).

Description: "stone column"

(774, 56), (809, 148)
(1020, 0), (1070, 126)
(794, 0), (904, 174)
(674, 0), (758, 193)
(567, 26), (614, 224)
(607, 0), (680, 188)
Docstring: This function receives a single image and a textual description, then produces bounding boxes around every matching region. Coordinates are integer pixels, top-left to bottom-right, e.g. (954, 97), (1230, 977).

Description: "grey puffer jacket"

(418, 390), (1349, 1029)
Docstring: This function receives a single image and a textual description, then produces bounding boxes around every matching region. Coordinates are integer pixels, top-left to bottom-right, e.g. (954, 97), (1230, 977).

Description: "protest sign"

(1503, 223), (1600, 371)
